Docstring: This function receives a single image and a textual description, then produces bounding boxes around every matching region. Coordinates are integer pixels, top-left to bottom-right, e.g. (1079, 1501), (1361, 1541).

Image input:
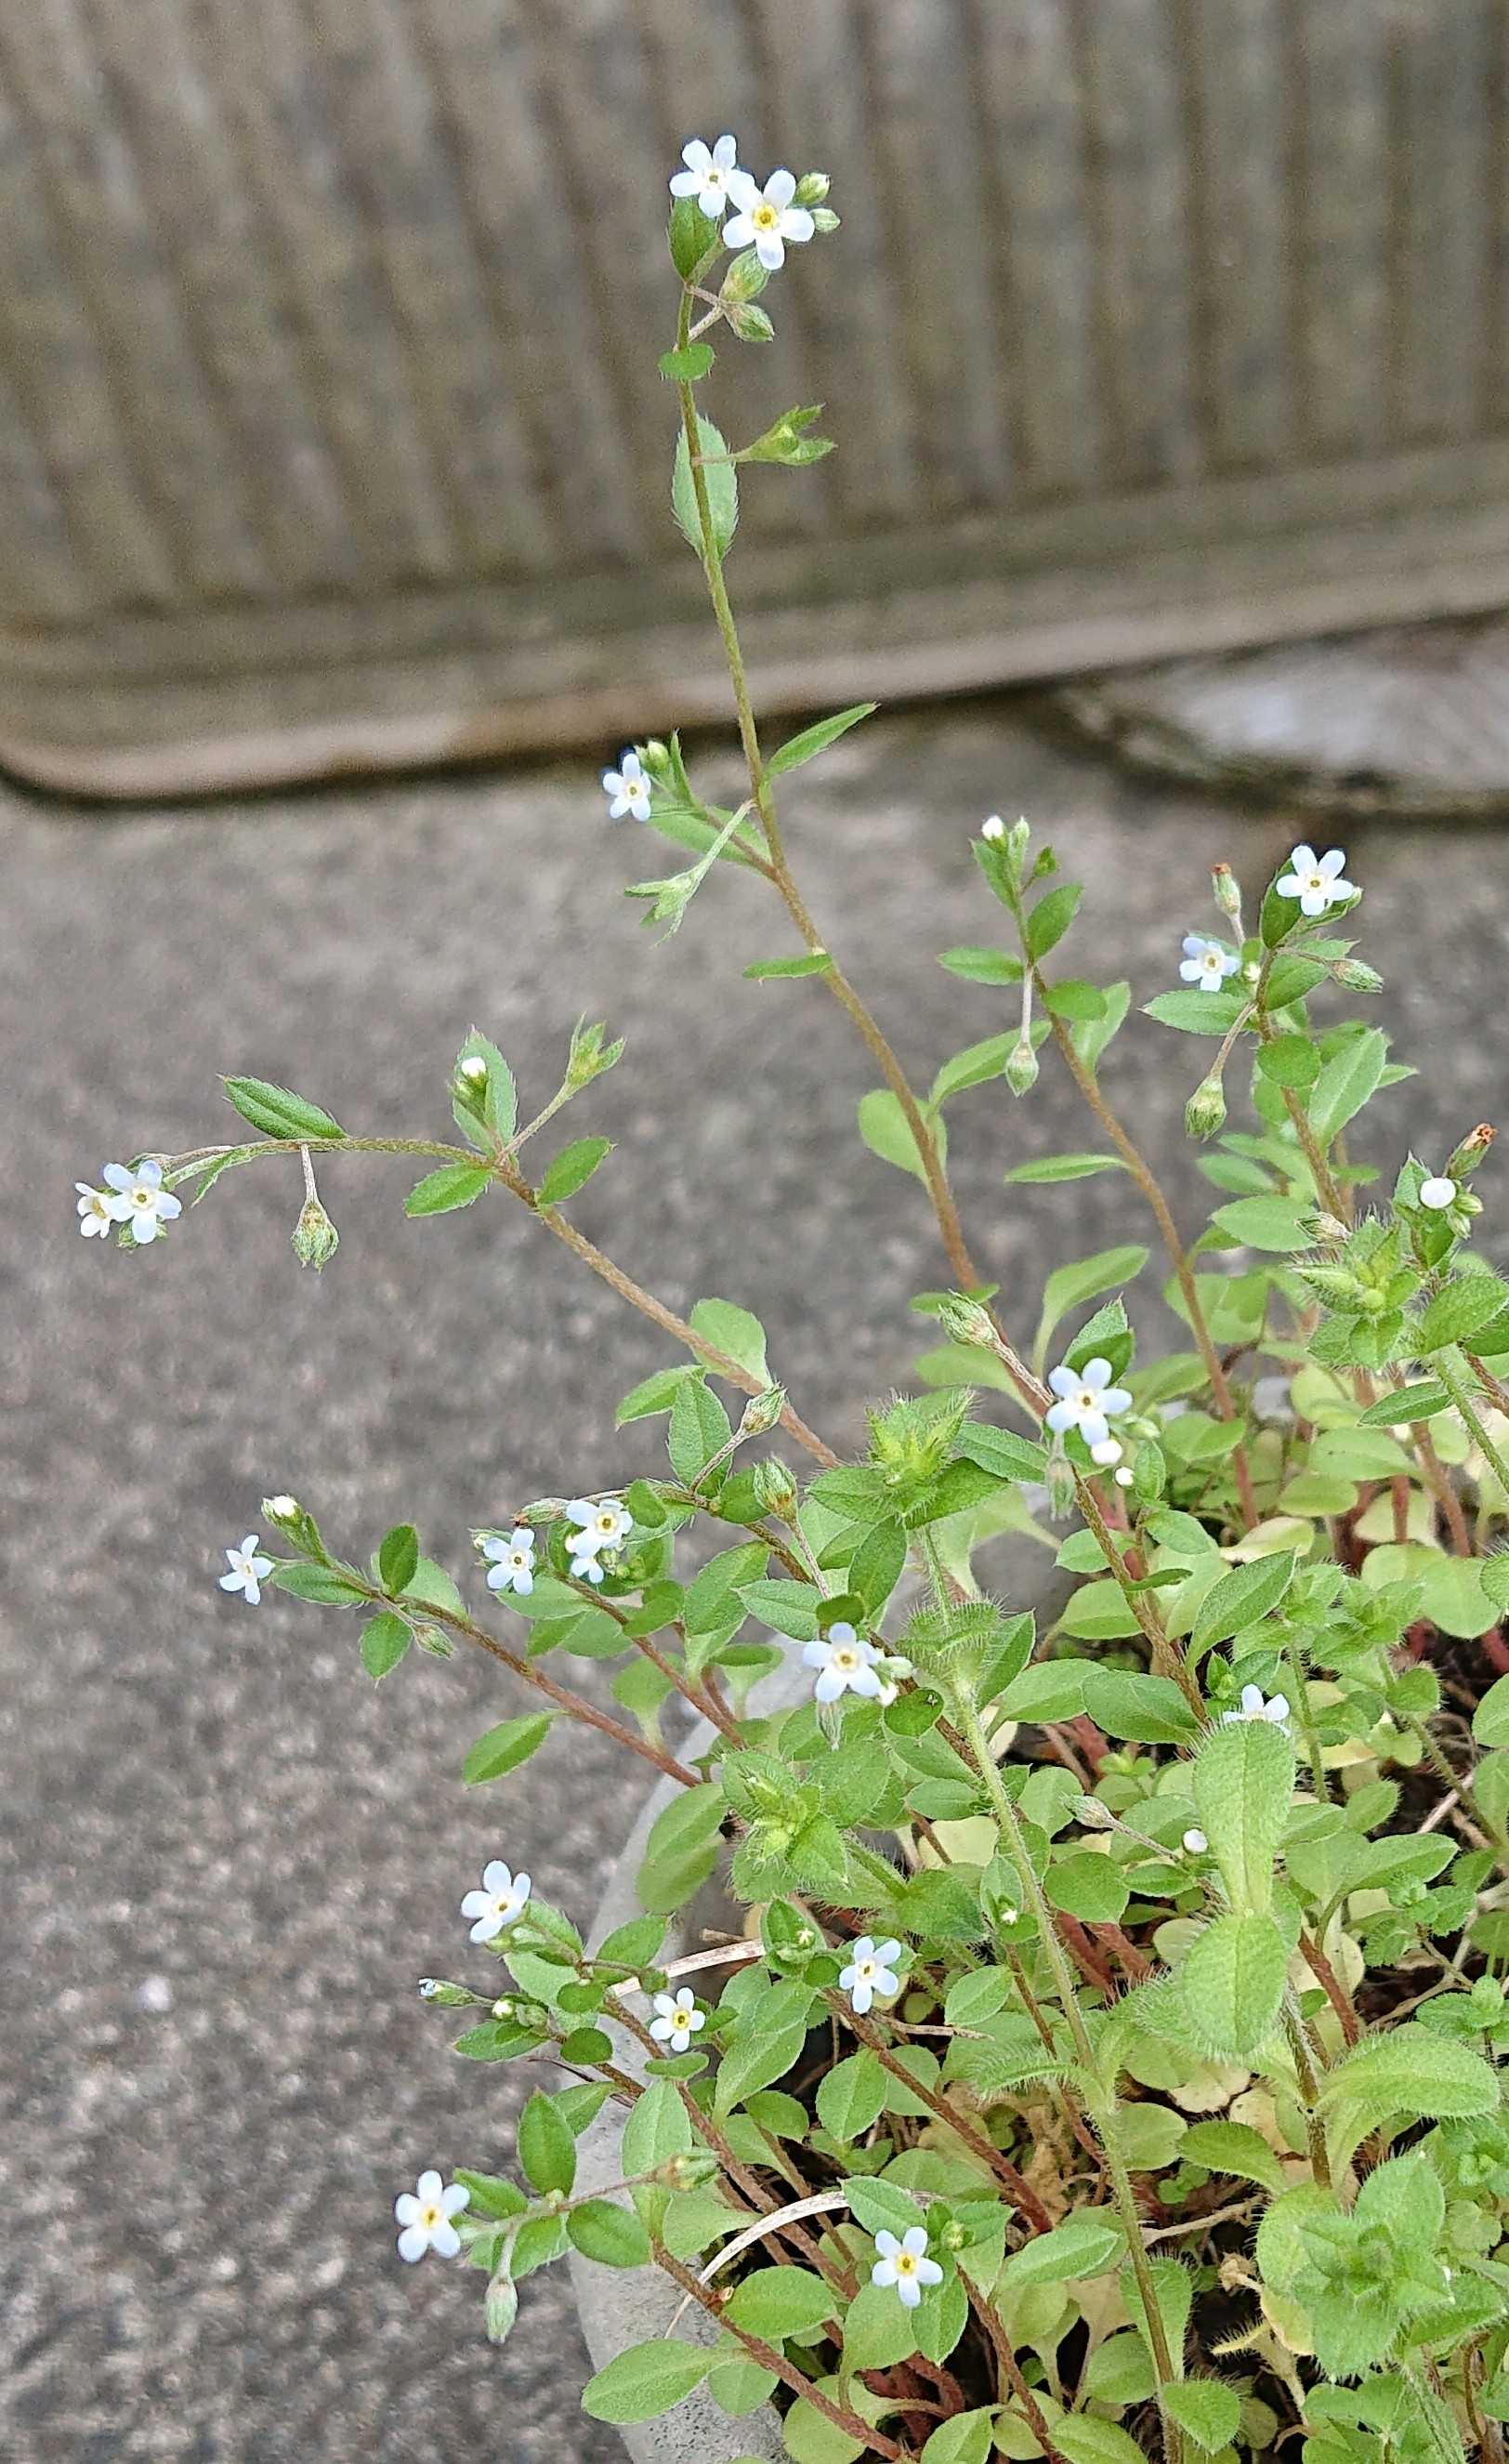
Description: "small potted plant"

(82, 129), (1509, 2464)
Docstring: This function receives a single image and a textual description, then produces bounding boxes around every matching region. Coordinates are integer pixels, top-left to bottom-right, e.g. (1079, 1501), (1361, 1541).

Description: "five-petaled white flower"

(724, 168), (814, 271)
(1420, 1175), (1458, 1212)
(481, 1528), (536, 1598)
(461, 1859), (531, 1944)
(1179, 934), (1240, 992)
(220, 1535), (273, 1604)
(650, 1985), (704, 2053)
(565, 1496), (633, 1583)
(669, 134), (741, 219)
(871, 2224), (943, 2311)
(1276, 844), (1357, 917)
(839, 1935), (902, 2016)
(1222, 1683), (1290, 1728)
(394, 2168), (469, 2263)
(75, 1182), (116, 1237)
(100, 1159), (182, 1245)
(602, 751), (651, 823)
(1182, 1827), (1208, 1855)
(804, 1621), (883, 1705)
(1045, 1357), (1133, 1452)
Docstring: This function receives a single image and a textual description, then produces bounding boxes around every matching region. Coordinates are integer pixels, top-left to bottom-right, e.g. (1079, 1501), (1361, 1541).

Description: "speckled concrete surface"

(4, 707), (1508, 2459)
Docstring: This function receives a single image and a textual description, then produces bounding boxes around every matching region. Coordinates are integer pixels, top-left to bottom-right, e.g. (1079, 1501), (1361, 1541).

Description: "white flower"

(980, 815), (1005, 842)
(1420, 1176), (1458, 1212)
(1275, 844), (1357, 917)
(394, 2168), (469, 2263)
(803, 1621), (883, 1705)
(602, 751), (651, 822)
(1179, 934), (1240, 992)
(1045, 1356), (1133, 1451)
(1113, 1466), (1135, 1487)
(564, 1496), (632, 1581)
(1183, 1827), (1208, 1855)
(1090, 1437), (1123, 1468)
(650, 1985), (704, 2053)
(266, 1495), (299, 1520)
(75, 1182), (116, 1237)
(669, 133), (741, 219)
(219, 1535), (273, 1604)
(1222, 1683), (1290, 1728)
(481, 1528), (536, 1598)
(724, 168), (815, 271)
(838, 1935), (902, 2016)
(874, 1654), (913, 1710)
(100, 1159), (182, 1245)
(871, 2224), (943, 2311)
(461, 1859), (531, 1944)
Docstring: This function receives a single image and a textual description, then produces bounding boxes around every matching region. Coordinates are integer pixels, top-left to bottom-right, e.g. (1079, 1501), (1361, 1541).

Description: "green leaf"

(667, 194), (721, 277)
(1053, 2421), (1148, 2464)
(931, 1034), (1016, 1105)
(938, 946), (1024, 985)
(689, 1298), (770, 1384)
(1319, 2025), (1499, 2169)
(922, 2414), (995, 2464)
(1417, 1275), (1509, 1351)
(537, 1138), (612, 1207)
(1210, 1197), (1312, 1252)
(743, 953), (834, 981)
(616, 1364), (702, 1425)
(723, 2265), (836, 2339)
(1180, 1912), (1289, 2060)
(815, 2050), (886, 2141)
(568, 2199), (653, 2268)
(1357, 1380), (1451, 1425)
(1082, 1668), (1201, 1746)
(269, 1561), (368, 1605)
(1026, 882), (1083, 960)
(659, 342), (715, 380)
(714, 2006), (813, 2115)
(1144, 989), (1248, 1036)
(518, 2091), (576, 2196)
(622, 2078), (694, 2176)
(672, 413), (738, 559)
(377, 1523), (419, 1593)
(463, 1713), (554, 1785)
(953, 1423), (1049, 1482)
(1003, 2214), (1123, 2286)
(1004, 1152), (1124, 1185)
(858, 1089), (945, 1185)
(221, 1074), (344, 1141)
(1033, 1245), (1150, 1367)
(405, 1162), (493, 1217)
(1162, 2382), (1241, 2453)
(360, 1611), (411, 1680)
(1191, 1717), (1295, 1917)
(1177, 2120), (1287, 2194)
(768, 702), (876, 777)
(737, 1577), (820, 1641)
(1045, 1853), (1130, 1923)
(668, 1377), (733, 1484)
(582, 2339), (714, 2424)
(1474, 1672), (1509, 1746)
(1308, 1027), (1387, 1143)
(1255, 1033), (1321, 1090)
(1190, 1549), (1299, 1654)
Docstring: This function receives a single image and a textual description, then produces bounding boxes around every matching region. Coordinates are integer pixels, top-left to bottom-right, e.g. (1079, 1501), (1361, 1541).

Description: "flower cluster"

(76, 1159), (182, 1245)
(670, 135), (817, 270)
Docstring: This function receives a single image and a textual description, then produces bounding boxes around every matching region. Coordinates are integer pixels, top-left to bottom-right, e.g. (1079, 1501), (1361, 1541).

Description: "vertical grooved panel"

(1292, 0), (1390, 459)
(1391, 4), (1492, 444)
(1185, 0), (1295, 472)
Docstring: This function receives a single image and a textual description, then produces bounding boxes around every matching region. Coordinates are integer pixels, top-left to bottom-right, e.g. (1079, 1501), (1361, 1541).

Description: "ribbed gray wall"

(2, 0), (1508, 791)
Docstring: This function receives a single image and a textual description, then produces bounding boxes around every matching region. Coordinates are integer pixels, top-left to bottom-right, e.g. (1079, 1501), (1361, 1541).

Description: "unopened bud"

(721, 248), (770, 304)
(1212, 863), (1241, 919)
(794, 171), (831, 205)
(638, 738), (672, 778)
(980, 814), (1005, 842)
(260, 1494), (323, 1557)
(752, 1457), (799, 1520)
(1004, 1037), (1039, 1098)
(1449, 1123), (1495, 1178)
(809, 206), (841, 233)
(265, 1494), (299, 1523)
(659, 2150), (720, 2191)
(1046, 1449), (1076, 1522)
(292, 1193), (339, 1270)
(939, 2218), (967, 2252)
(936, 1291), (996, 1351)
(485, 2272), (519, 2345)
(1332, 957), (1383, 994)
(724, 299), (775, 343)
(417, 1977), (479, 2007)
(738, 1385), (788, 1438)
(1306, 1213), (1350, 1247)
(458, 1055), (489, 1085)
(1419, 1176), (1458, 1213)
(1185, 1074), (1227, 1140)
(1073, 1795), (1117, 1830)
(1007, 818), (1031, 872)
(566, 1017), (625, 1091)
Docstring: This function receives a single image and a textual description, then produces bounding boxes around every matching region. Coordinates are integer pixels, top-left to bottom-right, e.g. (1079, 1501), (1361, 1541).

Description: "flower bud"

(260, 1495), (324, 1557)
(939, 2218), (967, 2252)
(794, 171), (831, 205)
(809, 206), (841, 233)
(1073, 1795), (1117, 1830)
(292, 1193), (339, 1270)
(724, 299), (775, 343)
(752, 1457), (799, 1521)
(566, 1017), (625, 1091)
(935, 1291), (997, 1351)
(1306, 1212), (1350, 1248)
(659, 2149), (720, 2191)
(1332, 957), (1384, 994)
(721, 247), (770, 303)
(1212, 862), (1241, 919)
(738, 1385), (788, 1438)
(980, 814), (1005, 842)
(485, 2272), (519, 2345)
(417, 1978), (480, 2007)
(1449, 1123), (1495, 1178)
(1007, 818), (1031, 873)
(1004, 1037), (1039, 1098)
(1046, 1448), (1077, 1522)
(1185, 1074), (1227, 1140)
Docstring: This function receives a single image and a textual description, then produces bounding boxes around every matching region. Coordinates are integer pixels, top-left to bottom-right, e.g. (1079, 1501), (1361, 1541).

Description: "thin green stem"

(1437, 1348), (1509, 1499)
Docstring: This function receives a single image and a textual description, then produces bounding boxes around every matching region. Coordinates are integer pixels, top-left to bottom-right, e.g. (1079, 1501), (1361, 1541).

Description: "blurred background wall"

(3, 0), (1509, 797)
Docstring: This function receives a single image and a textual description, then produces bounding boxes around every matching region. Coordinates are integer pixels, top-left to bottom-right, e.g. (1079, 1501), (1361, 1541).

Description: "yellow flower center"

(833, 1647), (859, 1671)
(896, 2251), (918, 2277)
(132, 1186), (153, 1207)
(419, 2203), (441, 2230)
(596, 1512), (617, 1535)
(857, 1959), (875, 1982)
(753, 202), (780, 229)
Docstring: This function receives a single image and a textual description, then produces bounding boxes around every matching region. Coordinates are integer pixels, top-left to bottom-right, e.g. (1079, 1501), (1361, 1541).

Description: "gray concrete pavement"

(4, 706), (1506, 2459)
